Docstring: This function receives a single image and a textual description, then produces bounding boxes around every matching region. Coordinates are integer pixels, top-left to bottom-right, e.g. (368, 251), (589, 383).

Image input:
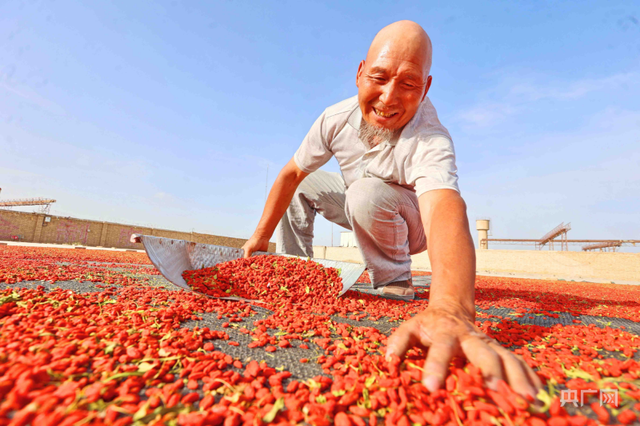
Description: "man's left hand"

(385, 303), (543, 400)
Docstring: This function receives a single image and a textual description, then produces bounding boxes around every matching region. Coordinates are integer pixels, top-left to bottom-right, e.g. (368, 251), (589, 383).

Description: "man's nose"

(379, 81), (400, 106)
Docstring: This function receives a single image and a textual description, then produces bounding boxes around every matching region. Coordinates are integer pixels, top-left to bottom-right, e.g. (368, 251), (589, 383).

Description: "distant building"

(340, 231), (358, 248)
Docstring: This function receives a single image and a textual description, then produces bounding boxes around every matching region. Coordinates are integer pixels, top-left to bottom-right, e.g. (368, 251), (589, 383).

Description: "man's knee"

(345, 178), (391, 220)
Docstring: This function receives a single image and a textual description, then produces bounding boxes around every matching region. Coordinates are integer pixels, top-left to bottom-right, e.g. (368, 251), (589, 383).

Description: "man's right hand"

(241, 235), (271, 258)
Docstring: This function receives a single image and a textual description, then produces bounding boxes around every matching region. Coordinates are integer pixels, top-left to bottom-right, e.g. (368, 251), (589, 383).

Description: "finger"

(525, 362), (544, 391)
(519, 355), (544, 397)
(460, 337), (505, 389)
(421, 336), (456, 393)
(385, 321), (421, 361)
(242, 246), (251, 259)
(491, 344), (544, 398)
(489, 343), (538, 399)
(507, 350), (544, 392)
(526, 367), (545, 406)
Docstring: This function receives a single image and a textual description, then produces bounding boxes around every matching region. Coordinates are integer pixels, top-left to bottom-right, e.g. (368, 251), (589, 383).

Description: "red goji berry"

(335, 412), (352, 426)
(590, 402), (610, 424)
(181, 392), (200, 405)
(618, 409), (638, 425)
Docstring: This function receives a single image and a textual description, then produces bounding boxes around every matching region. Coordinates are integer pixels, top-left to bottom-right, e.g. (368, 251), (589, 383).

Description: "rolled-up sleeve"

(293, 111), (333, 173)
(407, 135), (460, 198)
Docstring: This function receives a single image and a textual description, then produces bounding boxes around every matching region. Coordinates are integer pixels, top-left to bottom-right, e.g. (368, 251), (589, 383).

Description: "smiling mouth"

(373, 107), (398, 118)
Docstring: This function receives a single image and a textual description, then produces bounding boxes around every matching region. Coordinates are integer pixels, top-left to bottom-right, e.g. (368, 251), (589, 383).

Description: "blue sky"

(1, 0), (639, 252)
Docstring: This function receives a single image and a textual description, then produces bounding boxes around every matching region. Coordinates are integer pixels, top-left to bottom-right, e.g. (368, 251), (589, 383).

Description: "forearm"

(253, 158), (308, 239)
(419, 190), (476, 320)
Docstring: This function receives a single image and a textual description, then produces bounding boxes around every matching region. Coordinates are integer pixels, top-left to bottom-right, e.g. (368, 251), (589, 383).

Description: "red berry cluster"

(183, 255), (342, 308)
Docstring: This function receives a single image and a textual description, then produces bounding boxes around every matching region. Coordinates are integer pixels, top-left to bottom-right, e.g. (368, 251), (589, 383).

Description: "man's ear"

(356, 60), (365, 88)
(422, 75), (433, 102)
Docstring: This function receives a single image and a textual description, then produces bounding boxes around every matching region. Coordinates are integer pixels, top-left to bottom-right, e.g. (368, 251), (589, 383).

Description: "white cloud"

(455, 71), (638, 129)
(456, 102), (517, 128)
(508, 72), (637, 102)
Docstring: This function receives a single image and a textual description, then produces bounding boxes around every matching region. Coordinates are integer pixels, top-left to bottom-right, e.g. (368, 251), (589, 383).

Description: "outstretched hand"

(385, 303), (542, 400)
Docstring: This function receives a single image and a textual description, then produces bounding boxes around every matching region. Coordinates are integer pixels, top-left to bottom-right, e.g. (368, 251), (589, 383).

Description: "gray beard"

(358, 118), (401, 148)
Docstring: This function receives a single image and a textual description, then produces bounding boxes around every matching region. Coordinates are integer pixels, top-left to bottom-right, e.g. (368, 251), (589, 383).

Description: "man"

(242, 21), (542, 399)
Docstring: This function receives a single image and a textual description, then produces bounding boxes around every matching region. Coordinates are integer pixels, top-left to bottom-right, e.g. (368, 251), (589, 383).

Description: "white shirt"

(293, 96), (459, 198)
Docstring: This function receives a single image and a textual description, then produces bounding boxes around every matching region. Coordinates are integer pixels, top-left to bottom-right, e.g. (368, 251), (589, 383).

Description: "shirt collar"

(347, 104), (362, 130)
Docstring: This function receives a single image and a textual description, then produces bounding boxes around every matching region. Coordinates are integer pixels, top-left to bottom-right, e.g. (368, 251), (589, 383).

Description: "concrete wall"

(0, 210), (275, 251)
(312, 246), (640, 284)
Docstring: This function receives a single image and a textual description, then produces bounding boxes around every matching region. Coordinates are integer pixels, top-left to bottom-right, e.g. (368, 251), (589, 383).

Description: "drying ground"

(0, 245), (639, 426)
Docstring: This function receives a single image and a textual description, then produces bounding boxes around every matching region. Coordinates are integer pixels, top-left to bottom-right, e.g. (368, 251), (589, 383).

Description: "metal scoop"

(131, 234), (365, 299)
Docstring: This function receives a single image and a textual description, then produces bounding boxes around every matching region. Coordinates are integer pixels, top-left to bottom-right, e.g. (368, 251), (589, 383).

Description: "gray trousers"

(276, 170), (427, 287)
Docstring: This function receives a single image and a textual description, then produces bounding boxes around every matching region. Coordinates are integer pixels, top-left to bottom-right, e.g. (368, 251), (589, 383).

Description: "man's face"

(356, 52), (432, 131)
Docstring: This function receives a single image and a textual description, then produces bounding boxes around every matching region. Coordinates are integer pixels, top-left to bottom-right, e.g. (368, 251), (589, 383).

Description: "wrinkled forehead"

(367, 39), (430, 76)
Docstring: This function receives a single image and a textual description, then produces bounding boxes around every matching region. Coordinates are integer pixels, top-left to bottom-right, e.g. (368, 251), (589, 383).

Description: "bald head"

(366, 20), (432, 78)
